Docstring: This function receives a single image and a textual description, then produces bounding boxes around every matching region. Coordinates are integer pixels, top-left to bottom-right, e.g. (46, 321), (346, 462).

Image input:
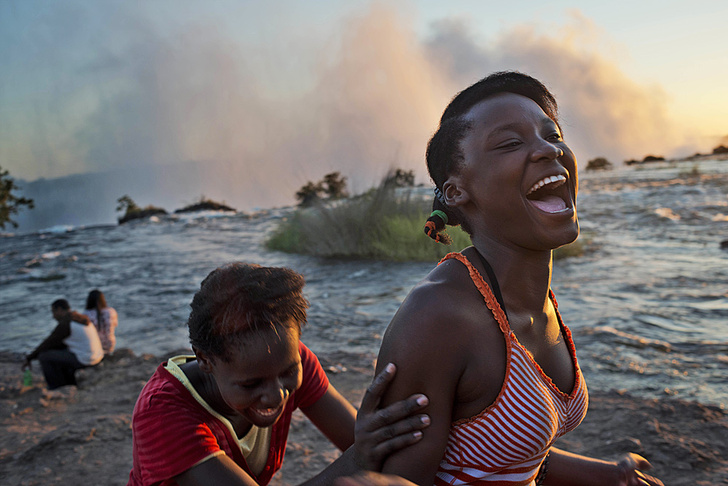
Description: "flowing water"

(1, 158), (727, 408)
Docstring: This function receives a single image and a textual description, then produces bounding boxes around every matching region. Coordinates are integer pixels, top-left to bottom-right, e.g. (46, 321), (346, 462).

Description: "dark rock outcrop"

(118, 207), (167, 224)
(174, 201), (235, 213)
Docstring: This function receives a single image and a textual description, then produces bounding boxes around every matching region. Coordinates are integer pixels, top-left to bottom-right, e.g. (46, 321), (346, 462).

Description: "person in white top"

(23, 299), (104, 390)
(83, 289), (118, 354)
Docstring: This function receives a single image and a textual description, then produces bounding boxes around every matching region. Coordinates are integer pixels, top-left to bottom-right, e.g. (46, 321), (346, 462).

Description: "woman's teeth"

(253, 407), (280, 417)
(527, 174), (566, 195)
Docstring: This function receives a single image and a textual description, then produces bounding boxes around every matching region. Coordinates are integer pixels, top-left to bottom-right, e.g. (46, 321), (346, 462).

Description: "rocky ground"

(0, 350), (726, 485)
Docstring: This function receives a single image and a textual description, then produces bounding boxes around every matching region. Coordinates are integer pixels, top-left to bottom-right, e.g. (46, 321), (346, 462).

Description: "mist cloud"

(424, 12), (688, 164)
(2, 2), (711, 229)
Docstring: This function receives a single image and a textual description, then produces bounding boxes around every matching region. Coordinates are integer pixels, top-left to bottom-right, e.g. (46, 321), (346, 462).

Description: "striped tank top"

(435, 253), (589, 486)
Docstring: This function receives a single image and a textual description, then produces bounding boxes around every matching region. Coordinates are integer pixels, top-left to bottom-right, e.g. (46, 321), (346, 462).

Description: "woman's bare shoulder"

(380, 257), (497, 354)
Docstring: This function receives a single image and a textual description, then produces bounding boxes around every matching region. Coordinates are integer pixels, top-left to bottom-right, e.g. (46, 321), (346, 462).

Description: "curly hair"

(424, 71), (560, 244)
(187, 262), (309, 362)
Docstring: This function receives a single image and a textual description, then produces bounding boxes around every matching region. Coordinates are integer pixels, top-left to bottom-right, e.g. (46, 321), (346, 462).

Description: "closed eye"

(238, 380), (261, 389)
(546, 132), (563, 143)
(283, 363), (300, 377)
(496, 139), (522, 149)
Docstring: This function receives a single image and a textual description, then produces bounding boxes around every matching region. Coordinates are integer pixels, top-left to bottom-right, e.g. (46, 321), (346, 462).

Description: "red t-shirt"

(128, 341), (329, 486)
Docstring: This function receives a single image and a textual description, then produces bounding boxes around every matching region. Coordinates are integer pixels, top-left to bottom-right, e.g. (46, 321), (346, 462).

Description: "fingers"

(629, 453), (653, 471)
(370, 412), (430, 440)
(362, 393), (429, 433)
(618, 454), (663, 486)
(634, 469), (663, 486)
(354, 366), (430, 470)
(360, 363), (396, 413)
(366, 424), (427, 459)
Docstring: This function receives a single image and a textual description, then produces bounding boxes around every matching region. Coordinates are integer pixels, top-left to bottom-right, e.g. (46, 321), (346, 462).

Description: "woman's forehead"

(464, 92), (553, 126)
(220, 328), (300, 373)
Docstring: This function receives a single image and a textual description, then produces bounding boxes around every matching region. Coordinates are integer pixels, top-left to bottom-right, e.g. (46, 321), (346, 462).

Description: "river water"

(1, 158), (727, 408)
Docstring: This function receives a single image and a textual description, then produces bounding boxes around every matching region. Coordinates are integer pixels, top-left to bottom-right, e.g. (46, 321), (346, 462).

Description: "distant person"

(83, 289), (118, 354)
(23, 299), (104, 390)
(128, 262), (430, 486)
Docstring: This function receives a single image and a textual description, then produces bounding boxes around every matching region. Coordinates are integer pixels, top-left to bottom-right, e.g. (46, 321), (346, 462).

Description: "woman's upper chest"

(510, 312), (576, 396)
(453, 304), (576, 421)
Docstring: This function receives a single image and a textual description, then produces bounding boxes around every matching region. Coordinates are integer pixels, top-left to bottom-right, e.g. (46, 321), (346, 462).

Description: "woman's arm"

(297, 364), (431, 486)
(302, 364), (431, 465)
(25, 320), (70, 362)
(374, 286), (468, 485)
(301, 385), (357, 451)
(176, 455), (259, 486)
(107, 307), (118, 330)
(543, 447), (664, 486)
(376, 337), (460, 484)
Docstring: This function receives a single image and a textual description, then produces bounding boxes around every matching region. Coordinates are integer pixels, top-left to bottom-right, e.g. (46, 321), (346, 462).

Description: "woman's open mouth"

(248, 401), (286, 426)
(526, 174), (573, 214)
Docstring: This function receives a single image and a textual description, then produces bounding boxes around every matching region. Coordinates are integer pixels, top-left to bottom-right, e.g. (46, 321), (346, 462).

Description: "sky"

(1, 0), (727, 216)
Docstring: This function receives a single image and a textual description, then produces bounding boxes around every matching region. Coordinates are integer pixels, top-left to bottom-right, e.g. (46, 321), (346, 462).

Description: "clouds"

(423, 13), (686, 164)
(0, 2), (713, 228)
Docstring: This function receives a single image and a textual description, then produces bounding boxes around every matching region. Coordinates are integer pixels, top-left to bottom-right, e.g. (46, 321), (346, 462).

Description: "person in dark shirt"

(23, 298), (104, 390)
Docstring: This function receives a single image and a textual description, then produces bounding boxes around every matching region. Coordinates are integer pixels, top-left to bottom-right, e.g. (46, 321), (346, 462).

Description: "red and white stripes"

(434, 253), (589, 486)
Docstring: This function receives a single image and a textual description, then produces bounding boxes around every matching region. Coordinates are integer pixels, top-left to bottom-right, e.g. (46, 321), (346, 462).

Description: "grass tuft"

(266, 183), (470, 261)
(267, 181), (591, 262)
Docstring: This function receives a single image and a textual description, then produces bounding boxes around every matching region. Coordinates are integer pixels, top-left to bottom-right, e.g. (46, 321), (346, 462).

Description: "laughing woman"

(373, 72), (663, 486)
(128, 263), (430, 486)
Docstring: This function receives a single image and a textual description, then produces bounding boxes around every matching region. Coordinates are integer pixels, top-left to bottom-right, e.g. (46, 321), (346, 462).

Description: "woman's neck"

(468, 237), (553, 315)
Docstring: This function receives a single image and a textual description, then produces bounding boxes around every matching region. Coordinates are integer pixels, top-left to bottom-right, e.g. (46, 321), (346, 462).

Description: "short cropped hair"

(51, 299), (70, 310)
(187, 262), (309, 362)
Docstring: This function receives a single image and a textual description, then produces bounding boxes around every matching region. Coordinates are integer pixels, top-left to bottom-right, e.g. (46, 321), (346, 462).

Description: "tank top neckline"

(441, 251), (582, 402)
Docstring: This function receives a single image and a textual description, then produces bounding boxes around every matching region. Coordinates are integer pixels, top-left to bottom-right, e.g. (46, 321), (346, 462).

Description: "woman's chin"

(553, 225), (580, 250)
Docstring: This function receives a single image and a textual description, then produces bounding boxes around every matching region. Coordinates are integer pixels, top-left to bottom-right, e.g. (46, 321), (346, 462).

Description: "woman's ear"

(443, 176), (470, 207)
(195, 348), (215, 374)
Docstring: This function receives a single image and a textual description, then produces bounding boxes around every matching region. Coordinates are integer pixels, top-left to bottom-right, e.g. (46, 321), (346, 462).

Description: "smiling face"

(443, 92), (579, 251)
(198, 324), (303, 429)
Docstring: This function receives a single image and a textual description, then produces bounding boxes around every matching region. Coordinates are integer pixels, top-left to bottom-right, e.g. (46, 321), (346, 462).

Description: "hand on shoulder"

(70, 311), (90, 325)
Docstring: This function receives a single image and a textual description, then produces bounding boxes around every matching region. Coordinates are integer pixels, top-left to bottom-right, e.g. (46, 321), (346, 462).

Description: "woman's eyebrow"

(486, 122), (522, 138)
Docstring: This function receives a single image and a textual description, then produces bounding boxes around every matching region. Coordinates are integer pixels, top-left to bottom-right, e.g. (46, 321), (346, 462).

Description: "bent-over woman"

(128, 262), (430, 486)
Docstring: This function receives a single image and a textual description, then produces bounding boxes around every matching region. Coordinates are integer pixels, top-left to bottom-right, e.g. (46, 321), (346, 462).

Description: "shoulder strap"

(439, 252), (510, 334)
(473, 249), (508, 319)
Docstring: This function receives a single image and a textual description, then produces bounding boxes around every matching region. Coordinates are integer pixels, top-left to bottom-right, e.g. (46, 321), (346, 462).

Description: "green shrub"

(0, 165), (34, 229)
(295, 172), (349, 207)
(267, 184), (470, 261)
(116, 195), (167, 224)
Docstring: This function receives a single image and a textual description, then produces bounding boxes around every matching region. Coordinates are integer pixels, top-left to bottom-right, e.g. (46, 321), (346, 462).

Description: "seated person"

(23, 298), (104, 390)
(128, 262), (430, 486)
(83, 289), (119, 354)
